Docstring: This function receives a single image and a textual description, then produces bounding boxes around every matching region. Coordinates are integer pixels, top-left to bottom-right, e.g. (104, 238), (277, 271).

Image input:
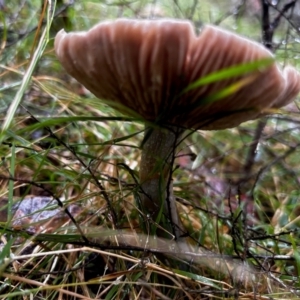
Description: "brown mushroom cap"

(55, 19), (300, 130)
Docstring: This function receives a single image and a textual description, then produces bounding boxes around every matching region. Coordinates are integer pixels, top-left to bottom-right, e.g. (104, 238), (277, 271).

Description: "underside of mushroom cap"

(55, 19), (300, 130)
(55, 19), (192, 119)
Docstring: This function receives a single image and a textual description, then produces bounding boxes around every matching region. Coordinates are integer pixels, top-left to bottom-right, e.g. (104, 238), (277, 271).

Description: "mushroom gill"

(55, 19), (300, 129)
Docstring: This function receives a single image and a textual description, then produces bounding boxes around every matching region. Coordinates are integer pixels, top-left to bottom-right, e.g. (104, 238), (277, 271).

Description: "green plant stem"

(139, 125), (184, 238)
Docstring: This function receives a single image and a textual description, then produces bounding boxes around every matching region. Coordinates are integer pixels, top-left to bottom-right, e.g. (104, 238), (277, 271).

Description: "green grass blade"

(181, 57), (274, 94)
(195, 74), (258, 106)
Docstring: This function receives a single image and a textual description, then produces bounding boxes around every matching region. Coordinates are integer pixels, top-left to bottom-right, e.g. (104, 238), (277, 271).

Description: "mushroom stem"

(139, 125), (184, 238)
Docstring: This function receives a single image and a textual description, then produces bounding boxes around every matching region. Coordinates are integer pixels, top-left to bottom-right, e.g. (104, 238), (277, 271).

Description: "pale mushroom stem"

(139, 125), (184, 238)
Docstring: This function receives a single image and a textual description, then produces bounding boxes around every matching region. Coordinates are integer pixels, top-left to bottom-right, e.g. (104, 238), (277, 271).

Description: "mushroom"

(54, 19), (300, 238)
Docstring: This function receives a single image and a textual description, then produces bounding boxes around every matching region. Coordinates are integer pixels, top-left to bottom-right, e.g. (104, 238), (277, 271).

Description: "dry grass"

(1, 0), (300, 299)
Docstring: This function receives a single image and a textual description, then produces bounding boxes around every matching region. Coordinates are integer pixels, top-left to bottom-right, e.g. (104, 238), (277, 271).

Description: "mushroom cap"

(55, 19), (300, 130)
